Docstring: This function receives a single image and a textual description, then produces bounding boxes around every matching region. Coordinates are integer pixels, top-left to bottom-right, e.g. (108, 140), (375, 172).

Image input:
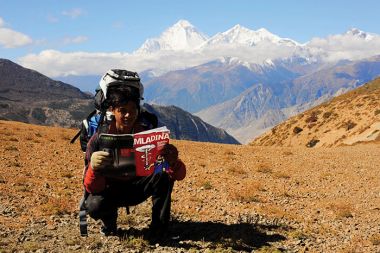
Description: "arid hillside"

(251, 77), (380, 147)
(1, 120), (380, 252)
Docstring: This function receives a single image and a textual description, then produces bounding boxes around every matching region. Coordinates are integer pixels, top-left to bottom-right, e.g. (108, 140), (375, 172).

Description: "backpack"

(70, 69), (158, 236)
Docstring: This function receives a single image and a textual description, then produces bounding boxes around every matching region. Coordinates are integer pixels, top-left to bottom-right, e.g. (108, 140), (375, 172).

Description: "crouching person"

(83, 70), (186, 237)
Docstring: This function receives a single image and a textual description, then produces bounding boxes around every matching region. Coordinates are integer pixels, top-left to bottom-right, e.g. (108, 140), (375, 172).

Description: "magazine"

(98, 126), (170, 176)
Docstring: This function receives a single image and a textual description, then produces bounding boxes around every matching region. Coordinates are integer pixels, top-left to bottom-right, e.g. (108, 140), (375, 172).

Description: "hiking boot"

(145, 223), (171, 242)
(100, 224), (118, 236)
(100, 214), (118, 236)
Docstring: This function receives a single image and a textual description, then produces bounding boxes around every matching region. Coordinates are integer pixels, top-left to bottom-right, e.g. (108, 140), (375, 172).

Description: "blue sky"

(1, 0), (380, 60)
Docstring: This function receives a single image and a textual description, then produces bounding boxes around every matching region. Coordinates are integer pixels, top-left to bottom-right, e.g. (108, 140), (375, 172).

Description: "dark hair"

(107, 86), (140, 111)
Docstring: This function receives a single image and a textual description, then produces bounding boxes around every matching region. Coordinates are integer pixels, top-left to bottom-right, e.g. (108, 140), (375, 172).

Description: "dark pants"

(85, 172), (174, 229)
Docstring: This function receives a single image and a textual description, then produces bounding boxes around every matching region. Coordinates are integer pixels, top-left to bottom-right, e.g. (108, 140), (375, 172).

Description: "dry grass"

(224, 150), (235, 156)
(227, 165), (246, 175)
(200, 180), (213, 190)
(329, 203), (354, 219)
(4, 146), (18, 151)
(288, 230), (309, 240)
(305, 112), (319, 123)
(229, 180), (265, 202)
(255, 246), (283, 253)
(369, 234), (380, 245)
(61, 172), (74, 179)
(9, 161), (21, 167)
(60, 134), (71, 141)
(323, 111), (333, 119)
(41, 197), (73, 216)
(20, 242), (40, 252)
(256, 163), (272, 174)
(274, 172), (291, 179)
(199, 162), (207, 168)
(293, 126), (303, 134)
(344, 120), (357, 131)
(118, 209), (139, 227)
(282, 151), (293, 156)
(120, 236), (150, 250)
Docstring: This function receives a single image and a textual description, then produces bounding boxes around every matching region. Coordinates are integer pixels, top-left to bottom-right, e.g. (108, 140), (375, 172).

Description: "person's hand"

(170, 159), (186, 181)
(159, 144), (178, 167)
(90, 151), (113, 171)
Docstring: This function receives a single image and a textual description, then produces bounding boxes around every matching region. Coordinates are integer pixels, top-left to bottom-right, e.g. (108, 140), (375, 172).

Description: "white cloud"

(307, 30), (380, 62)
(0, 17), (33, 48)
(19, 50), (131, 77)
(17, 28), (380, 77)
(63, 36), (88, 44)
(62, 8), (84, 19)
(18, 49), (211, 77)
(18, 46), (291, 77)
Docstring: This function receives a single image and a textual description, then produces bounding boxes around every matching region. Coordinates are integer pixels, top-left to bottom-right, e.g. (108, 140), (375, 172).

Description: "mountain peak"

(204, 24), (290, 48)
(173, 19), (194, 28)
(134, 19), (208, 54)
(345, 28), (374, 40)
(228, 24), (252, 33)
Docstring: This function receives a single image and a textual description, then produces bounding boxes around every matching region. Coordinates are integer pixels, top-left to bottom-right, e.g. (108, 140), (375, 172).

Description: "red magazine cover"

(133, 127), (170, 176)
(98, 127), (170, 177)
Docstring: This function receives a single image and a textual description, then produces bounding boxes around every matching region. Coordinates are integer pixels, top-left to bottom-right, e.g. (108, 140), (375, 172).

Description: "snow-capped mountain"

(201, 24), (299, 48)
(345, 28), (375, 41)
(134, 20), (209, 54)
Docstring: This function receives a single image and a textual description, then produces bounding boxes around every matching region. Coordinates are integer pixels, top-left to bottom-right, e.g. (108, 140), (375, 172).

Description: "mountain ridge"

(196, 56), (380, 143)
(251, 77), (380, 147)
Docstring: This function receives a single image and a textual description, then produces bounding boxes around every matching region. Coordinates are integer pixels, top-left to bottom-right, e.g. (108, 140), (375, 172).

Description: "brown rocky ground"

(1, 120), (380, 252)
(251, 77), (380, 148)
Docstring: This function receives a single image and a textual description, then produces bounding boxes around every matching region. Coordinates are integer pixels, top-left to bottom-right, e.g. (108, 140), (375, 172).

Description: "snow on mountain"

(134, 20), (209, 54)
(132, 24), (380, 76)
(201, 24), (299, 48)
(345, 28), (375, 41)
(218, 57), (284, 76)
(305, 28), (380, 63)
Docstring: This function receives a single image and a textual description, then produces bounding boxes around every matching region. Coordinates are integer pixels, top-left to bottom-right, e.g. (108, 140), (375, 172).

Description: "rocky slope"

(1, 120), (380, 252)
(251, 77), (380, 147)
(0, 58), (93, 127)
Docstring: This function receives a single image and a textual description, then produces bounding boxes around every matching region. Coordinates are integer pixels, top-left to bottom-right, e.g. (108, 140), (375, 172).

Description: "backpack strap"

(139, 109), (158, 129)
(70, 110), (97, 144)
(70, 129), (82, 144)
(79, 189), (89, 236)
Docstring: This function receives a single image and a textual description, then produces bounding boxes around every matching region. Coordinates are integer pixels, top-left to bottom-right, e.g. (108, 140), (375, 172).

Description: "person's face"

(112, 101), (138, 132)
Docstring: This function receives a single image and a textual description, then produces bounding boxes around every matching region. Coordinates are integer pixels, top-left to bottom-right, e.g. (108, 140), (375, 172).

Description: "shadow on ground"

(119, 220), (287, 251)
